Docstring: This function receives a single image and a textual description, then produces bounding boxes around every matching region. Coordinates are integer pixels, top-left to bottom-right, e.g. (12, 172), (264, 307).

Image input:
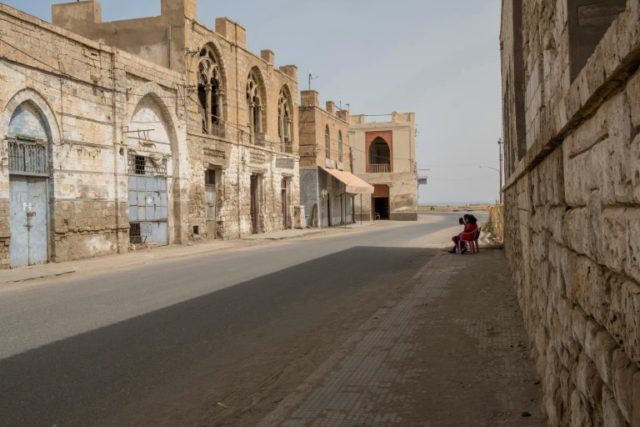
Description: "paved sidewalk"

(258, 249), (545, 427)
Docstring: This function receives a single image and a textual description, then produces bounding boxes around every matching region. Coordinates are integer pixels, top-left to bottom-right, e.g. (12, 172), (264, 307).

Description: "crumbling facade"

(0, 3), (188, 268)
(350, 113), (418, 221)
(501, 1), (640, 425)
(298, 91), (372, 228)
(53, 0), (301, 239)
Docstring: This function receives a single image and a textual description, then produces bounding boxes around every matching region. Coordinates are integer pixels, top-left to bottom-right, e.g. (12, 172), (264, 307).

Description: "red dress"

(460, 223), (478, 241)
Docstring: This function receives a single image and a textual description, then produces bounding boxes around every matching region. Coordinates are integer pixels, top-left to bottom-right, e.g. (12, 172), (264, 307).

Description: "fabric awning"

(320, 167), (374, 195)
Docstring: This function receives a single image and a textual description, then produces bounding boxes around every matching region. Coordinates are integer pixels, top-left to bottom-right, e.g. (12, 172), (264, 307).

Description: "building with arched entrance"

(349, 112), (418, 221)
(0, 3), (188, 268)
(51, 0), (302, 239)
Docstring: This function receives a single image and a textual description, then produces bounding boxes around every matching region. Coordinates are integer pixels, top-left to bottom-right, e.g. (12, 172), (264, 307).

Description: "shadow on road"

(0, 246), (439, 427)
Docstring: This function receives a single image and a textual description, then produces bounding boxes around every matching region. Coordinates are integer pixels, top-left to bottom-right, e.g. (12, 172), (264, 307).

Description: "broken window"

(278, 87), (292, 153)
(198, 47), (224, 136)
(134, 155), (146, 175)
(568, 0), (626, 81)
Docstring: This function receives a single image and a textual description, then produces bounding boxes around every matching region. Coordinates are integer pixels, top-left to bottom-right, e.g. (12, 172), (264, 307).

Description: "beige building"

(350, 113), (417, 221)
(52, 0), (301, 239)
(501, 1), (640, 425)
(298, 91), (372, 228)
(0, 3), (188, 268)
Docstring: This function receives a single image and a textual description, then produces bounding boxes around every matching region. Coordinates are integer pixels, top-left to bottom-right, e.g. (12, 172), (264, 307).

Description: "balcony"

(369, 163), (391, 173)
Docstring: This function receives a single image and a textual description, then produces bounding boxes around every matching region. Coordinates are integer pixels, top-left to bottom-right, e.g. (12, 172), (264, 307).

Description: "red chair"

(457, 229), (479, 254)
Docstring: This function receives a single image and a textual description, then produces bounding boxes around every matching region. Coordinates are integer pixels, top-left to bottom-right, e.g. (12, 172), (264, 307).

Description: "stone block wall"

(501, 1), (640, 425)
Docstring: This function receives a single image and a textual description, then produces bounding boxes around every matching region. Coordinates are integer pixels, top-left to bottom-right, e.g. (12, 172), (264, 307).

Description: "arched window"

(278, 87), (292, 153)
(246, 70), (264, 141)
(325, 126), (331, 159)
(8, 102), (51, 175)
(338, 131), (343, 163)
(198, 47), (224, 136)
(369, 137), (391, 173)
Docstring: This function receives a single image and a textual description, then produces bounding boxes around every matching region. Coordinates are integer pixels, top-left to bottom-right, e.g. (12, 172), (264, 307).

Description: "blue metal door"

(127, 155), (168, 246)
(9, 177), (49, 267)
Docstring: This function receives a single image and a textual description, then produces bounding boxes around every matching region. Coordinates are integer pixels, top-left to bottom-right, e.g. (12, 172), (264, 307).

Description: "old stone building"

(501, 1), (640, 425)
(349, 113), (418, 221)
(52, 0), (301, 239)
(0, 3), (188, 268)
(298, 90), (372, 228)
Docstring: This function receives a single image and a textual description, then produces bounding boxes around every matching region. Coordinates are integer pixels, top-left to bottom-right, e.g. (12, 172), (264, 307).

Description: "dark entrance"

(373, 197), (390, 220)
(281, 178), (291, 229)
(250, 174), (261, 234)
(372, 184), (390, 220)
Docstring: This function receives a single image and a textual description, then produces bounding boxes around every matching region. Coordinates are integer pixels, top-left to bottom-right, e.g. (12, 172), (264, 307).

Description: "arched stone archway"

(126, 92), (179, 247)
(3, 98), (56, 267)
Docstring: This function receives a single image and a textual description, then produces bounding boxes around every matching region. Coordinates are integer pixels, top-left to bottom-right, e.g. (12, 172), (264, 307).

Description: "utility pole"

(498, 138), (503, 204)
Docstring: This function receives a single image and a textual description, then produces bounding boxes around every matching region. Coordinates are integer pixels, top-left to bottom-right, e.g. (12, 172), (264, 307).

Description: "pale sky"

(4, 0), (503, 204)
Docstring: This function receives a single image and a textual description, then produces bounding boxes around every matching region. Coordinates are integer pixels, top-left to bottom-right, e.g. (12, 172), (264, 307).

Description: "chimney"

(337, 110), (349, 122)
(261, 49), (275, 65)
(52, 1), (102, 29)
(279, 65), (298, 80)
(215, 17), (247, 48)
(326, 101), (336, 115)
(301, 90), (319, 107)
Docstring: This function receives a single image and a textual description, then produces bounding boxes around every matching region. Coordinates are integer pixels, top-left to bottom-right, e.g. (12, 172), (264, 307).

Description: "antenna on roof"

(308, 72), (319, 91)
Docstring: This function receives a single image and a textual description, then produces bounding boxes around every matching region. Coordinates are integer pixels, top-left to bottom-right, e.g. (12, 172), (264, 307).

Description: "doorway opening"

(250, 174), (262, 234)
(372, 184), (390, 220)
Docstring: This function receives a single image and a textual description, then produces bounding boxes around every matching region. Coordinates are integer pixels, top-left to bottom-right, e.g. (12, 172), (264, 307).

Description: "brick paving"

(258, 250), (545, 426)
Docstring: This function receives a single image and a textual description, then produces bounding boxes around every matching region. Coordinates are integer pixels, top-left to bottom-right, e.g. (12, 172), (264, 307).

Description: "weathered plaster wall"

(54, 0), (301, 239)
(501, 1), (640, 424)
(0, 4), (187, 267)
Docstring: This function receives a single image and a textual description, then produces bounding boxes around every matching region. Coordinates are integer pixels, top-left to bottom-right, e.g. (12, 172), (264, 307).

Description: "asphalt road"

(0, 213), (471, 426)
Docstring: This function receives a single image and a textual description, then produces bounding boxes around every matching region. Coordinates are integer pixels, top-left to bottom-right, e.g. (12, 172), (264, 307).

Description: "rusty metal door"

(250, 175), (260, 234)
(9, 177), (49, 267)
(281, 178), (290, 229)
(205, 170), (217, 238)
(128, 155), (168, 246)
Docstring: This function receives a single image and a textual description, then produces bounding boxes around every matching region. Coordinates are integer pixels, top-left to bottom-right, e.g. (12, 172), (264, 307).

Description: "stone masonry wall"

(501, 1), (640, 425)
(53, 1), (302, 239)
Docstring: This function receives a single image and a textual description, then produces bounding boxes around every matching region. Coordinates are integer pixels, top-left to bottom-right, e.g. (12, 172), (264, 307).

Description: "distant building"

(298, 91), (373, 228)
(350, 113), (418, 221)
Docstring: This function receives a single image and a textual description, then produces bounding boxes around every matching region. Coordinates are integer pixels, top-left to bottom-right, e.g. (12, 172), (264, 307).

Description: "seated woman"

(450, 214), (478, 254)
(450, 215), (468, 253)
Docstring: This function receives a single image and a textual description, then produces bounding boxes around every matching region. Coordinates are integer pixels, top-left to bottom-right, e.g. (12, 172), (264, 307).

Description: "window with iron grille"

(129, 223), (142, 244)
(128, 154), (167, 176)
(8, 138), (49, 176)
